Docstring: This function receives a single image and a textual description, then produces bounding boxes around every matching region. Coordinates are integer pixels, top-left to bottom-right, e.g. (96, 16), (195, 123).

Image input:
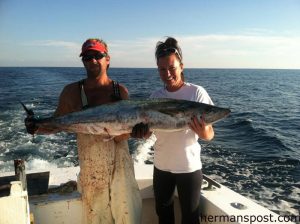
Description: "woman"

(151, 37), (214, 224)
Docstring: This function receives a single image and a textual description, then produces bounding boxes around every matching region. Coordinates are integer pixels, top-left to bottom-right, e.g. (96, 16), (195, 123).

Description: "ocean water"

(0, 67), (299, 218)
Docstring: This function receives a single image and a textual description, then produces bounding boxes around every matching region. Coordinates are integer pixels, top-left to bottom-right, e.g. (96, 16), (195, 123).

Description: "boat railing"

(202, 174), (221, 191)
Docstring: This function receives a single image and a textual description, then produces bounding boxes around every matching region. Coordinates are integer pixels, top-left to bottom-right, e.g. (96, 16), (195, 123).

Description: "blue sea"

(0, 67), (299, 218)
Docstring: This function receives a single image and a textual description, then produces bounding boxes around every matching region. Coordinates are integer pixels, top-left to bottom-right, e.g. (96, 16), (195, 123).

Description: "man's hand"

(24, 117), (38, 135)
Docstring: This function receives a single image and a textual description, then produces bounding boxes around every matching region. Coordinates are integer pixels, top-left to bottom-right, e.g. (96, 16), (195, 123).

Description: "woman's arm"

(189, 115), (214, 141)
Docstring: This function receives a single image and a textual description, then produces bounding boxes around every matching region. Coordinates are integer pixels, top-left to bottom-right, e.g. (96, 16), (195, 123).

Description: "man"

(25, 38), (142, 224)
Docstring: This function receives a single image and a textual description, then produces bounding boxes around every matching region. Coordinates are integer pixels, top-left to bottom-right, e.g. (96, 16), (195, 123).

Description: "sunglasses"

(82, 53), (106, 62)
(157, 47), (182, 61)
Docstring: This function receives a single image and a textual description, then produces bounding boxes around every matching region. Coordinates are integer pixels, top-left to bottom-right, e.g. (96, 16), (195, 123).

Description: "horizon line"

(0, 66), (300, 70)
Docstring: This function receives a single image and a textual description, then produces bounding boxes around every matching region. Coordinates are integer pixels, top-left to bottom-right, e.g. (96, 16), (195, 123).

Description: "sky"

(0, 0), (300, 69)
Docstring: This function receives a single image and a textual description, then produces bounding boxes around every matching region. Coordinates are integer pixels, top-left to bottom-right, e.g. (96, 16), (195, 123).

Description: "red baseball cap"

(80, 39), (108, 56)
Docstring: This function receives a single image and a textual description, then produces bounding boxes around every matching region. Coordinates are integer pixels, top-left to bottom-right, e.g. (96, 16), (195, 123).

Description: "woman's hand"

(188, 114), (214, 141)
(131, 123), (152, 139)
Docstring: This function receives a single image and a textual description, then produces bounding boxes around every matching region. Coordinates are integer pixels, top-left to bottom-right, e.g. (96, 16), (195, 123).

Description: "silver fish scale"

(34, 99), (231, 136)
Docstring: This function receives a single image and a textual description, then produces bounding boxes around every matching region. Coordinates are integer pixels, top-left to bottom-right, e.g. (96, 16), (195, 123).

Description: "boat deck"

(1, 165), (295, 224)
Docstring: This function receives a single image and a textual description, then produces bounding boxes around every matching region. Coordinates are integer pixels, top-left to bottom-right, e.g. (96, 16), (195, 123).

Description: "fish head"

(202, 105), (231, 124)
(144, 99), (231, 124)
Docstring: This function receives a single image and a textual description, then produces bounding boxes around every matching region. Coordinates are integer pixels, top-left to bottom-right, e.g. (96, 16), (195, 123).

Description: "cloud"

(179, 34), (300, 68)
(108, 38), (156, 68)
(25, 40), (80, 50)
(108, 34), (300, 68)
(2, 34), (300, 68)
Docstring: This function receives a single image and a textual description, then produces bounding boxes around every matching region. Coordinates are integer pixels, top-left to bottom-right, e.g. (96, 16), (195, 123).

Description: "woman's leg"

(153, 166), (176, 224)
(176, 169), (203, 224)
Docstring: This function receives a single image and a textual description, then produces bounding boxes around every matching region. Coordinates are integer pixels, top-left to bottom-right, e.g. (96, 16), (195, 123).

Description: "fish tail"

(20, 101), (35, 117)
